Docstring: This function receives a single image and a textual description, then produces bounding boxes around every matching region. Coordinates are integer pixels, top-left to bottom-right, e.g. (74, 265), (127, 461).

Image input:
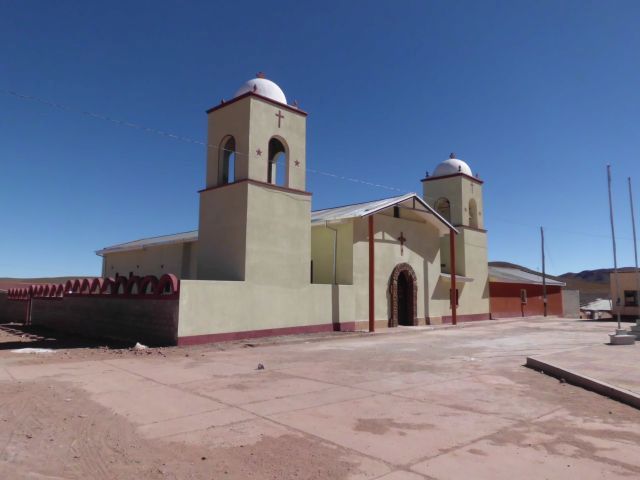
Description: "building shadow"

(0, 323), (129, 351)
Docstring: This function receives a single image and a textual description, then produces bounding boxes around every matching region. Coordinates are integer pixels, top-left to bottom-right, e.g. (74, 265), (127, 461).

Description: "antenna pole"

(541, 226), (547, 317)
(608, 165), (621, 330)
(628, 177), (640, 321)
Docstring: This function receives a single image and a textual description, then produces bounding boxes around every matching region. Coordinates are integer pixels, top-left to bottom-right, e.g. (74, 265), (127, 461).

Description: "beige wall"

(205, 95), (306, 191)
(178, 280), (355, 338)
(246, 98), (306, 190)
(352, 212), (443, 324)
(311, 222), (354, 285)
(102, 241), (197, 279)
(244, 183), (311, 287)
(611, 271), (640, 317)
(423, 175), (484, 229)
(197, 182), (249, 280)
(205, 99), (251, 188)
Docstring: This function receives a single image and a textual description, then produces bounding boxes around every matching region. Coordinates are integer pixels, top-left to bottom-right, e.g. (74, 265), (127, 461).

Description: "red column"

(368, 215), (375, 332)
(449, 228), (457, 326)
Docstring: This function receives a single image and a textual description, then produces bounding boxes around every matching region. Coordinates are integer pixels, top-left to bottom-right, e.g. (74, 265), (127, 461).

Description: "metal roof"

(97, 193), (456, 256)
(580, 298), (612, 311)
(311, 193), (456, 233)
(96, 230), (198, 256)
(488, 266), (565, 286)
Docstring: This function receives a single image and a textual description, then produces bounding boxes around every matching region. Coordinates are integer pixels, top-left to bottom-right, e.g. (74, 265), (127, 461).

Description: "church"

(96, 74), (491, 344)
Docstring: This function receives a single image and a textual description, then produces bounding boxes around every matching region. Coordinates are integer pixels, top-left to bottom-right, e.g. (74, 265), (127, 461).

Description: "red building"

(489, 266), (565, 319)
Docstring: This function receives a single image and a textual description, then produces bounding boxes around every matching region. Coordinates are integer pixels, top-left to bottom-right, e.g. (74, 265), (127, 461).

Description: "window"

(520, 289), (527, 304)
(624, 290), (638, 306)
(268, 137), (287, 186)
(219, 136), (236, 185)
(435, 197), (451, 222)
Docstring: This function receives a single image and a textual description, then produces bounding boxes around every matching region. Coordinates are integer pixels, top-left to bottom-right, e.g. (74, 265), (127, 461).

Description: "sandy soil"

(0, 381), (363, 480)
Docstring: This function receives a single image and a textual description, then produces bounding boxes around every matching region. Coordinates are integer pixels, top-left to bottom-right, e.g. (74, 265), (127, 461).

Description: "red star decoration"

(294, 160), (300, 167)
(256, 149), (262, 156)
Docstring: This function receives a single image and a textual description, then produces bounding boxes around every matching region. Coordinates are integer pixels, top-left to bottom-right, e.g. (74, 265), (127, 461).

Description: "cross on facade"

(275, 110), (284, 128)
(398, 232), (407, 255)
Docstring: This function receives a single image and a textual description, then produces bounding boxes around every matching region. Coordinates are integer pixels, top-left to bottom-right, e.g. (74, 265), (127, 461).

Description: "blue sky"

(1, 0), (639, 277)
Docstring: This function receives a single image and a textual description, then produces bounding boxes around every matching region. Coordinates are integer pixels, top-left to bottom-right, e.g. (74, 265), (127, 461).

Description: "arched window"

(469, 198), (478, 228)
(268, 137), (287, 186)
(219, 136), (236, 185)
(435, 197), (451, 222)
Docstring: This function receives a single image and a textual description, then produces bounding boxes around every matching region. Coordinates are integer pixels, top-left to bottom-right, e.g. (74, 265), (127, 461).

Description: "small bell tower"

(422, 153), (490, 315)
(197, 74), (311, 287)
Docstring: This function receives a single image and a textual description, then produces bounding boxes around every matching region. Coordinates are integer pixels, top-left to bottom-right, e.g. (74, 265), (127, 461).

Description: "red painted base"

(177, 321), (357, 346)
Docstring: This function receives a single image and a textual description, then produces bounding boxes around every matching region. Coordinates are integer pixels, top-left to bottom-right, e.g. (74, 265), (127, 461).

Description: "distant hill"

(558, 268), (637, 305)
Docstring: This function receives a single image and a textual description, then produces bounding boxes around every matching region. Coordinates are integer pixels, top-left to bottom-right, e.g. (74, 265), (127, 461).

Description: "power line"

(1, 88), (405, 193)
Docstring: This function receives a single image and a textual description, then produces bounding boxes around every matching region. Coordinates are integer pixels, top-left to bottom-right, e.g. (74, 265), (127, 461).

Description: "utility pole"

(541, 226), (547, 317)
(628, 177), (640, 321)
(607, 165), (622, 330)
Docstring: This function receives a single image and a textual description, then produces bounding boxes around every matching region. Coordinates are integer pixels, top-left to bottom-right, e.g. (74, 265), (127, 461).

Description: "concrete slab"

(0, 367), (12, 382)
(8, 361), (115, 381)
(394, 373), (558, 421)
(411, 436), (637, 479)
(138, 406), (255, 439)
(242, 385), (371, 416)
(104, 358), (216, 385)
(376, 471), (427, 479)
(166, 417), (392, 479)
(92, 383), (226, 425)
(269, 393), (515, 465)
(184, 369), (336, 405)
(527, 344), (640, 409)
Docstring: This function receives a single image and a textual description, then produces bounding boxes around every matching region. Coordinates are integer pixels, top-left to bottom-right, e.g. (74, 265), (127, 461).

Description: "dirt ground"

(0, 318), (639, 479)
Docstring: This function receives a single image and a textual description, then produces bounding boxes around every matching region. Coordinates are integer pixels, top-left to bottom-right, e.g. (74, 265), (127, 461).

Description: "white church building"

(97, 74), (490, 344)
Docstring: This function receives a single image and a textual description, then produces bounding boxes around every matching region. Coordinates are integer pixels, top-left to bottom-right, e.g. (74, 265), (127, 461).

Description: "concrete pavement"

(1, 317), (639, 479)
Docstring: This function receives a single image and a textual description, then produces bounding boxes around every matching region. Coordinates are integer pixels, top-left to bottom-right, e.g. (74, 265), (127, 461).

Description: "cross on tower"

(275, 110), (284, 128)
(397, 232), (407, 255)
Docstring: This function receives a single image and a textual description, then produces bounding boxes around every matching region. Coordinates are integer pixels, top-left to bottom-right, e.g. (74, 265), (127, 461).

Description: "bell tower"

(196, 74), (311, 286)
(422, 153), (490, 315)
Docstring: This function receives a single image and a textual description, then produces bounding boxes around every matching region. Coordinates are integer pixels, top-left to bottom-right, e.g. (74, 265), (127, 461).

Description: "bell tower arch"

(197, 74), (311, 286)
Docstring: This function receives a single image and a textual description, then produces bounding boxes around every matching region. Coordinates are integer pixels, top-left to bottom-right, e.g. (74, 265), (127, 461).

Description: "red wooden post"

(449, 228), (457, 326)
(368, 215), (375, 332)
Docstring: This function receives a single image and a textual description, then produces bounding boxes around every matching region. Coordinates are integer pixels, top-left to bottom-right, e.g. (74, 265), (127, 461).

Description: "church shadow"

(0, 323), (129, 351)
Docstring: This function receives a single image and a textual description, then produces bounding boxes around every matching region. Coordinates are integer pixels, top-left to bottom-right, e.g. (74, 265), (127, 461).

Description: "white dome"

(234, 75), (287, 104)
(432, 154), (472, 177)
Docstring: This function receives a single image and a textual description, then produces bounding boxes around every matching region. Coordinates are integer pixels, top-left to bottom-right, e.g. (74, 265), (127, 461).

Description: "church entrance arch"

(389, 263), (418, 327)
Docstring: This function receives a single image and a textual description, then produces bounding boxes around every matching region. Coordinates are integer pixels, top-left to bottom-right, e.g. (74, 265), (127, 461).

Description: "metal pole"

(628, 177), (640, 320)
(541, 226), (547, 317)
(607, 165), (621, 330)
(368, 215), (375, 333)
(449, 229), (457, 326)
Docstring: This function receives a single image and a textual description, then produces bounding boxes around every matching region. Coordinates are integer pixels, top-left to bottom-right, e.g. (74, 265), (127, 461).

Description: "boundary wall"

(5, 274), (180, 346)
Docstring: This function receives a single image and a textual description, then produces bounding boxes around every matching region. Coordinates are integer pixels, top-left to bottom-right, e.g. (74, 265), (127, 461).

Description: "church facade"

(97, 75), (491, 344)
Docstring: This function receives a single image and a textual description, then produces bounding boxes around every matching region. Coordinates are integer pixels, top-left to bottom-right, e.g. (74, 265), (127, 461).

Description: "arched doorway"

(389, 263), (418, 327)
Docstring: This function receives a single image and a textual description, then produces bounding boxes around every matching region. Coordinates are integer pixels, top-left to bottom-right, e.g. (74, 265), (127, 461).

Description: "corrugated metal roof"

(580, 298), (612, 311)
(97, 193), (456, 256)
(96, 230), (197, 256)
(311, 192), (456, 232)
(488, 266), (565, 286)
